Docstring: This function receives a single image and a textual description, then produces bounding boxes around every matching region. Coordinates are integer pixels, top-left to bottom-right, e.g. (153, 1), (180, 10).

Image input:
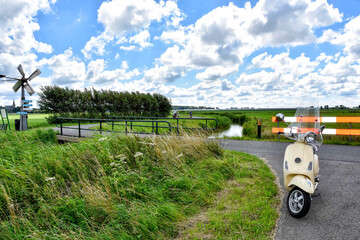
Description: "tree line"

(38, 86), (172, 123)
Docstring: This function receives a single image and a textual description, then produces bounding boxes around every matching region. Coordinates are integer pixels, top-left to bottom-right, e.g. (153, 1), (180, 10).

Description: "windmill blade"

(17, 64), (25, 78)
(0, 79), (18, 82)
(27, 68), (41, 81)
(24, 83), (35, 96)
(12, 80), (22, 92)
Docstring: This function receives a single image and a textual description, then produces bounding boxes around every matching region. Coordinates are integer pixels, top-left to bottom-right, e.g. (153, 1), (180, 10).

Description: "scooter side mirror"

(276, 113), (285, 122)
(320, 125), (325, 133)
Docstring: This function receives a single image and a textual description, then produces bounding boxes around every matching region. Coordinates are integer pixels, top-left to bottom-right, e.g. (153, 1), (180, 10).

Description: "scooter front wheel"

(287, 187), (311, 218)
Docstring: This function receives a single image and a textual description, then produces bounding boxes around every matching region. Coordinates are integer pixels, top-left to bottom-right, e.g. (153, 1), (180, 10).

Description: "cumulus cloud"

(146, 0), (341, 83)
(82, 33), (113, 59)
(82, 0), (183, 58)
(0, 0), (54, 56)
(196, 64), (239, 81)
(40, 48), (86, 88)
(86, 59), (141, 85)
(329, 16), (360, 59)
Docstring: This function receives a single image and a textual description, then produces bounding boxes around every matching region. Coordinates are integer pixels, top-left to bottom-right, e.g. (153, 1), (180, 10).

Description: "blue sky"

(0, 0), (359, 108)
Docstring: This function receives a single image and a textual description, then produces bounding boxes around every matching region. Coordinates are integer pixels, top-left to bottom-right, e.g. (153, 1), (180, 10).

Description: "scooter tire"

(287, 187), (311, 218)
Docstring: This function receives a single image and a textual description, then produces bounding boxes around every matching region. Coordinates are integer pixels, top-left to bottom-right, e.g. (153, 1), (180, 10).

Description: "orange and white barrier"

(271, 127), (360, 135)
(272, 116), (360, 136)
(272, 116), (360, 123)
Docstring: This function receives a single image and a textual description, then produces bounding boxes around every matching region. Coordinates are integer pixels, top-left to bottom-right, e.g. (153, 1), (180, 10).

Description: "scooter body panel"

(284, 142), (318, 192)
(287, 175), (315, 194)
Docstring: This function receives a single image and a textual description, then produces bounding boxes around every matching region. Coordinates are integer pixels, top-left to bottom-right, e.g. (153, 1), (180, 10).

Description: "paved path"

(53, 126), (360, 239)
(221, 139), (360, 240)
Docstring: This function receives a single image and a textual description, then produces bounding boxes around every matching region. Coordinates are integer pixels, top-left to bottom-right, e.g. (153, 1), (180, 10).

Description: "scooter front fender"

(287, 175), (315, 194)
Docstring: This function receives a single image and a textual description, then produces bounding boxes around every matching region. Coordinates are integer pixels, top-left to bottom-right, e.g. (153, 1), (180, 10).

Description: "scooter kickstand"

(312, 190), (320, 198)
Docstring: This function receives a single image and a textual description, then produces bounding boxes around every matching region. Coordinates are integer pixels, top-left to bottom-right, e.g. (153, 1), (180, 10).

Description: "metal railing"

(56, 116), (218, 138)
(109, 116), (218, 133)
(56, 118), (172, 138)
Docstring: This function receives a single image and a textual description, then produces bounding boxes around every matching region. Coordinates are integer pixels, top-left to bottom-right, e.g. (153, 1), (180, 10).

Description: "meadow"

(5, 113), (50, 130)
(0, 129), (280, 239)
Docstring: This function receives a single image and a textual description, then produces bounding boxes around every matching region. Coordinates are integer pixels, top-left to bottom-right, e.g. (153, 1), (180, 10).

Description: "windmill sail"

(12, 80), (22, 92)
(24, 83), (35, 96)
(28, 69), (41, 81)
(17, 64), (25, 78)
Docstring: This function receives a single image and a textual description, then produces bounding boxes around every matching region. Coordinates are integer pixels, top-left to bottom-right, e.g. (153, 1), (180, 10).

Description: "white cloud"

(330, 16), (360, 59)
(98, 0), (182, 35)
(40, 48), (86, 88)
(147, 0), (341, 83)
(0, 0), (55, 56)
(251, 52), (319, 78)
(196, 64), (239, 81)
(86, 59), (141, 85)
(82, 33), (113, 59)
(82, 0), (183, 58)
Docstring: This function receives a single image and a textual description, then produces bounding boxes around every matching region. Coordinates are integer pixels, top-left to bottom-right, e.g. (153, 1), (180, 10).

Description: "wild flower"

(134, 152), (143, 158)
(115, 154), (127, 160)
(138, 141), (155, 145)
(45, 177), (56, 181)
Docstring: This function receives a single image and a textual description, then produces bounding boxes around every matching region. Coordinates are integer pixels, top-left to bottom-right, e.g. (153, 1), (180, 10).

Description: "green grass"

(5, 113), (51, 130)
(0, 130), (279, 239)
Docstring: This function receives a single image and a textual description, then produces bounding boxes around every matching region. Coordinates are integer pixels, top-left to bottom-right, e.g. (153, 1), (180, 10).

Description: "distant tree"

(38, 86), (172, 122)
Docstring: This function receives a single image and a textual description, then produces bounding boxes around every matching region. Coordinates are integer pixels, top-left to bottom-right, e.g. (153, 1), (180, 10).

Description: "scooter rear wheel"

(287, 187), (311, 218)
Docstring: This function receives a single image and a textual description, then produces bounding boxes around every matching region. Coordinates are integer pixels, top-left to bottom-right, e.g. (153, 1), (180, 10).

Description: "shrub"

(211, 116), (231, 130)
(242, 117), (258, 138)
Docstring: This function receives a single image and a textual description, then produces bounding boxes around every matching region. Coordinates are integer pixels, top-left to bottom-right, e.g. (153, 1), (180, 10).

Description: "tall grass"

(0, 130), (279, 239)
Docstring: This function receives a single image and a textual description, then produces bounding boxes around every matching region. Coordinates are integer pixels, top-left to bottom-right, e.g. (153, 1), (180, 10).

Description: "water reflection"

(210, 124), (243, 138)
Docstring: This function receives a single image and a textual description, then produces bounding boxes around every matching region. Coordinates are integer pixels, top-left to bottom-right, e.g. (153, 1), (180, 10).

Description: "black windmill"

(0, 64), (41, 130)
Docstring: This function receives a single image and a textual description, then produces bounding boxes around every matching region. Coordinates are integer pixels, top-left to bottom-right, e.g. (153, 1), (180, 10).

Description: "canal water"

(210, 124), (243, 138)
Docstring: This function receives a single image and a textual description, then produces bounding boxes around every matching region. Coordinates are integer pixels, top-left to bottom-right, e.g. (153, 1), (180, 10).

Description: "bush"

(218, 112), (247, 125)
(211, 116), (231, 130)
(242, 117), (258, 138)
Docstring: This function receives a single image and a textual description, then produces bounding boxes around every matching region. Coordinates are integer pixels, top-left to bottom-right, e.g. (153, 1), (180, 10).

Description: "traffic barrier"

(272, 116), (360, 142)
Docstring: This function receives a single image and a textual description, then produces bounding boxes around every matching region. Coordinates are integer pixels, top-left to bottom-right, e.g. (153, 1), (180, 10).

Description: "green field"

(5, 113), (51, 130)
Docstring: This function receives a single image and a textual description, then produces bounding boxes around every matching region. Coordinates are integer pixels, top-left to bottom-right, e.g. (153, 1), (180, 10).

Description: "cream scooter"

(276, 106), (325, 218)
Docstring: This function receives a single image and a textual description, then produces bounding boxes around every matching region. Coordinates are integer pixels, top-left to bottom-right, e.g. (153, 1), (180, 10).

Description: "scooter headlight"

(305, 132), (315, 143)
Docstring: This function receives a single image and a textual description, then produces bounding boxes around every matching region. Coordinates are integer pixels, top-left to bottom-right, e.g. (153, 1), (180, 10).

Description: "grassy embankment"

(0, 129), (279, 239)
(186, 109), (360, 145)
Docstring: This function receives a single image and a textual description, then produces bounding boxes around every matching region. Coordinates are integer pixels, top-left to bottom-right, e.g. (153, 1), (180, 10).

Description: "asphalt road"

(221, 139), (360, 240)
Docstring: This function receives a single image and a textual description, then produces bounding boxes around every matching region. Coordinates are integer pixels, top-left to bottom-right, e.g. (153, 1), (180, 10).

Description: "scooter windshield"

(287, 104), (323, 145)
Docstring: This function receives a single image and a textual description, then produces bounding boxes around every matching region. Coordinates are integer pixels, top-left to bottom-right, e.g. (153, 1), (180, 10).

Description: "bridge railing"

(108, 116), (218, 133)
(56, 116), (218, 138)
(272, 116), (360, 142)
